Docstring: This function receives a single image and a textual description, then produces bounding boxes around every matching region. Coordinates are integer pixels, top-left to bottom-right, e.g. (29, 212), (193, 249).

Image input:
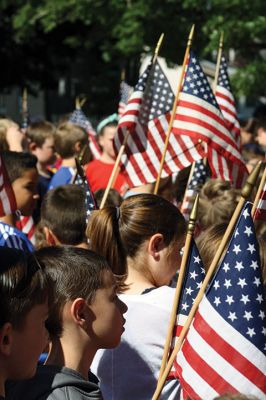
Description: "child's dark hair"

(55, 123), (88, 158)
(1, 151), (37, 183)
(34, 246), (111, 339)
(86, 193), (186, 279)
(41, 185), (87, 245)
(0, 247), (49, 329)
(26, 120), (56, 147)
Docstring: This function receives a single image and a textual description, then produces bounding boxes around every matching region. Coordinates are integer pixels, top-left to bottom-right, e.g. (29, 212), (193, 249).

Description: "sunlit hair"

(86, 193), (186, 284)
(35, 246), (111, 339)
(26, 120), (56, 147)
(55, 122), (88, 158)
(198, 179), (240, 231)
(0, 119), (19, 151)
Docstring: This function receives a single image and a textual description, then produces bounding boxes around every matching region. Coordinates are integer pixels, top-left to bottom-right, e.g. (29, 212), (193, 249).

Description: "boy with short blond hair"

(48, 123), (90, 190)
(7, 246), (127, 400)
(0, 247), (50, 399)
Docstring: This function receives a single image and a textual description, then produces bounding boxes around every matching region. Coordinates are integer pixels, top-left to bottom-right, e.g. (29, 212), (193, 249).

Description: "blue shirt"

(0, 221), (34, 253)
(48, 167), (75, 190)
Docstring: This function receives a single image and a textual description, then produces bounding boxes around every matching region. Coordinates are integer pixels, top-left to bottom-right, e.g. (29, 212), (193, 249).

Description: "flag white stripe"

(200, 298), (266, 370)
(185, 322), (265, 397)
(177, 351), (219, 399)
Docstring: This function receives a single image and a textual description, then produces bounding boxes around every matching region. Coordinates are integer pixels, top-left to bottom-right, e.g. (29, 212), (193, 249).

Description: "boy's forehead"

(101, 269), (116, 288)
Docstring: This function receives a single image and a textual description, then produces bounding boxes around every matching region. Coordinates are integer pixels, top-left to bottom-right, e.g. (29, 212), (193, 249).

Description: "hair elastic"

(97, 113), (118, 134)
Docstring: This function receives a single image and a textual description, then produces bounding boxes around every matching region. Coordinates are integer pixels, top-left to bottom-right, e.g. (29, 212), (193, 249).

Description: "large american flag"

(169, 239), (205, 379)
(172, 50), (247, 188)
(215, 55), (241, 149)
(69, 108), (101, 159)
(253, 179), (266, 222)
(118, 80), (133, 118)
(0, 154), (17, 217)
(115, 60), (205, 187)
(181, 160), (209, 220)
(175, 202), (266, 399)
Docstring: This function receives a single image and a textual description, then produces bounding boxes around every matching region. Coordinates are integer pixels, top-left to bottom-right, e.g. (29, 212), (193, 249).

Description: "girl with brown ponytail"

(87, 193), (186, 400)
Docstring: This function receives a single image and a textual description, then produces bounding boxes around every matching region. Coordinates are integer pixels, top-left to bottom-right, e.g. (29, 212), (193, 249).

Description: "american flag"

(74, 159), (97, 221)
(69, 108), (101, 159)
(175, 202), (266, 399)
(215, 55), (241, 149)
(168, 239), (205, 379)
(115, 60), (205, 187)
(118, 80), (133, 118)
(181, 160), (209, 220)
(18, 215), (36, 245)
(0, 154), (17, 217)
(253, 179), (266, 222)
(172, 50), (247, 188)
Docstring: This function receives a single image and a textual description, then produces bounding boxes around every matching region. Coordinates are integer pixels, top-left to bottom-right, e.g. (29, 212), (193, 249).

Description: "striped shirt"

(0, 221), (34, 253)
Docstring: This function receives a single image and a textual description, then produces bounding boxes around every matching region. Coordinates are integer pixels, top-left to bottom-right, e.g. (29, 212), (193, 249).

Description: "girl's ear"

(148, 233), (164, 261)
(0, 323), (13, 356)
(74, 141), (82, 154)
(44, 227), (59, 246)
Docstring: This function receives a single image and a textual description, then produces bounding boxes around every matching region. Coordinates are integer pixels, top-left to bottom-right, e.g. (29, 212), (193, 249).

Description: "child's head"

(2, 151), (39, 216)
(40, 184), (87, 247)
(0, 119), (22, 152)
(87, 193), (186, 288)
(55, 122), (88, 159)
(255, 117), (266, 150)
(35, 246), (127, 350)
(97, 114), (118, 159)
(94, 188), (122, 208)
(0, 247), (49, 386)
(26, 121), (56, 166)
(198, 179), (240, 231)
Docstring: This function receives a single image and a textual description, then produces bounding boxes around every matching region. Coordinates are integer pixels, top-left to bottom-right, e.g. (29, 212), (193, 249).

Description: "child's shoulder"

(48, 167), (75, 190)
(0, 221), (34, 253)
(6, 365), (102, 400)
(120, 286), (175, 309)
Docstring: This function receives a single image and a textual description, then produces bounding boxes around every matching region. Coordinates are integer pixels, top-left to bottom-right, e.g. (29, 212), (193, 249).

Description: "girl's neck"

(124, 261), (155, 294)
(99, 153), (115, 164)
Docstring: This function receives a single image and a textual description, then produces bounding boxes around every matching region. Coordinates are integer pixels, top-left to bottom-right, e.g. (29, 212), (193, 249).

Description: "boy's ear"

(148, 233), (164, 261)
(0, 323), (13, 356)
(74, 141), (82, 154)
(71, 299), (91, 329)
(44, 227), (59, 246)
(28, 141), (38, 152)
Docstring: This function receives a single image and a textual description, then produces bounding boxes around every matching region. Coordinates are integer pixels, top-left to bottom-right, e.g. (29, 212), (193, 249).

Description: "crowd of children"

(0, 110), (265, 400)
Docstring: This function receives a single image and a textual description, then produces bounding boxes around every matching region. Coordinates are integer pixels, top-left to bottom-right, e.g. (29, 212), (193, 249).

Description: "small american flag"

(69, 108), (101, 160)
(172, 50), (247, 188)
(169, 239), (205, 379)
(181, 160), (209, 220)
(118, 80), (133, 118)
(253, 178), (266, 222)
(175, 203), (266, 399)
(0, 154), (17, 217)
(115, 60), (205, 187)
(74, 159), (97, 221)
(216, 55), (241, 149)
(19, 215), (36, 245)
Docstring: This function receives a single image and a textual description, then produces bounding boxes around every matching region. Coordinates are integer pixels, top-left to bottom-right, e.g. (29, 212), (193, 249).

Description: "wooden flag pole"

(212, 31), (224, 93)
(152, 161), (262, 400)
(99, 33), (165, 209)
(22, 87), (28, 115)
(158, 195), (199, 381)
(251, 161), (265, 217)
(154, 25), (195, 195)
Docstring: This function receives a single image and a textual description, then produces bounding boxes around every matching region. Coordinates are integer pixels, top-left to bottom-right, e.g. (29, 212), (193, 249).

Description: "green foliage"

(0, 0), (265, 110)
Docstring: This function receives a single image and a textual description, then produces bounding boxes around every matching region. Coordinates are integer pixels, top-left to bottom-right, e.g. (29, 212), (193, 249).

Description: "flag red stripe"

(216, 91), (235, 108)
(176, 100), (238, 151)
(194, 313), (266, 387)
(180, 339), (238, 394)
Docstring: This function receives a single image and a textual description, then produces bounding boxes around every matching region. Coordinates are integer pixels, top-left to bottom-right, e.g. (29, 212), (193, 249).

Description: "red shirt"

(85, 159), (127, 195)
